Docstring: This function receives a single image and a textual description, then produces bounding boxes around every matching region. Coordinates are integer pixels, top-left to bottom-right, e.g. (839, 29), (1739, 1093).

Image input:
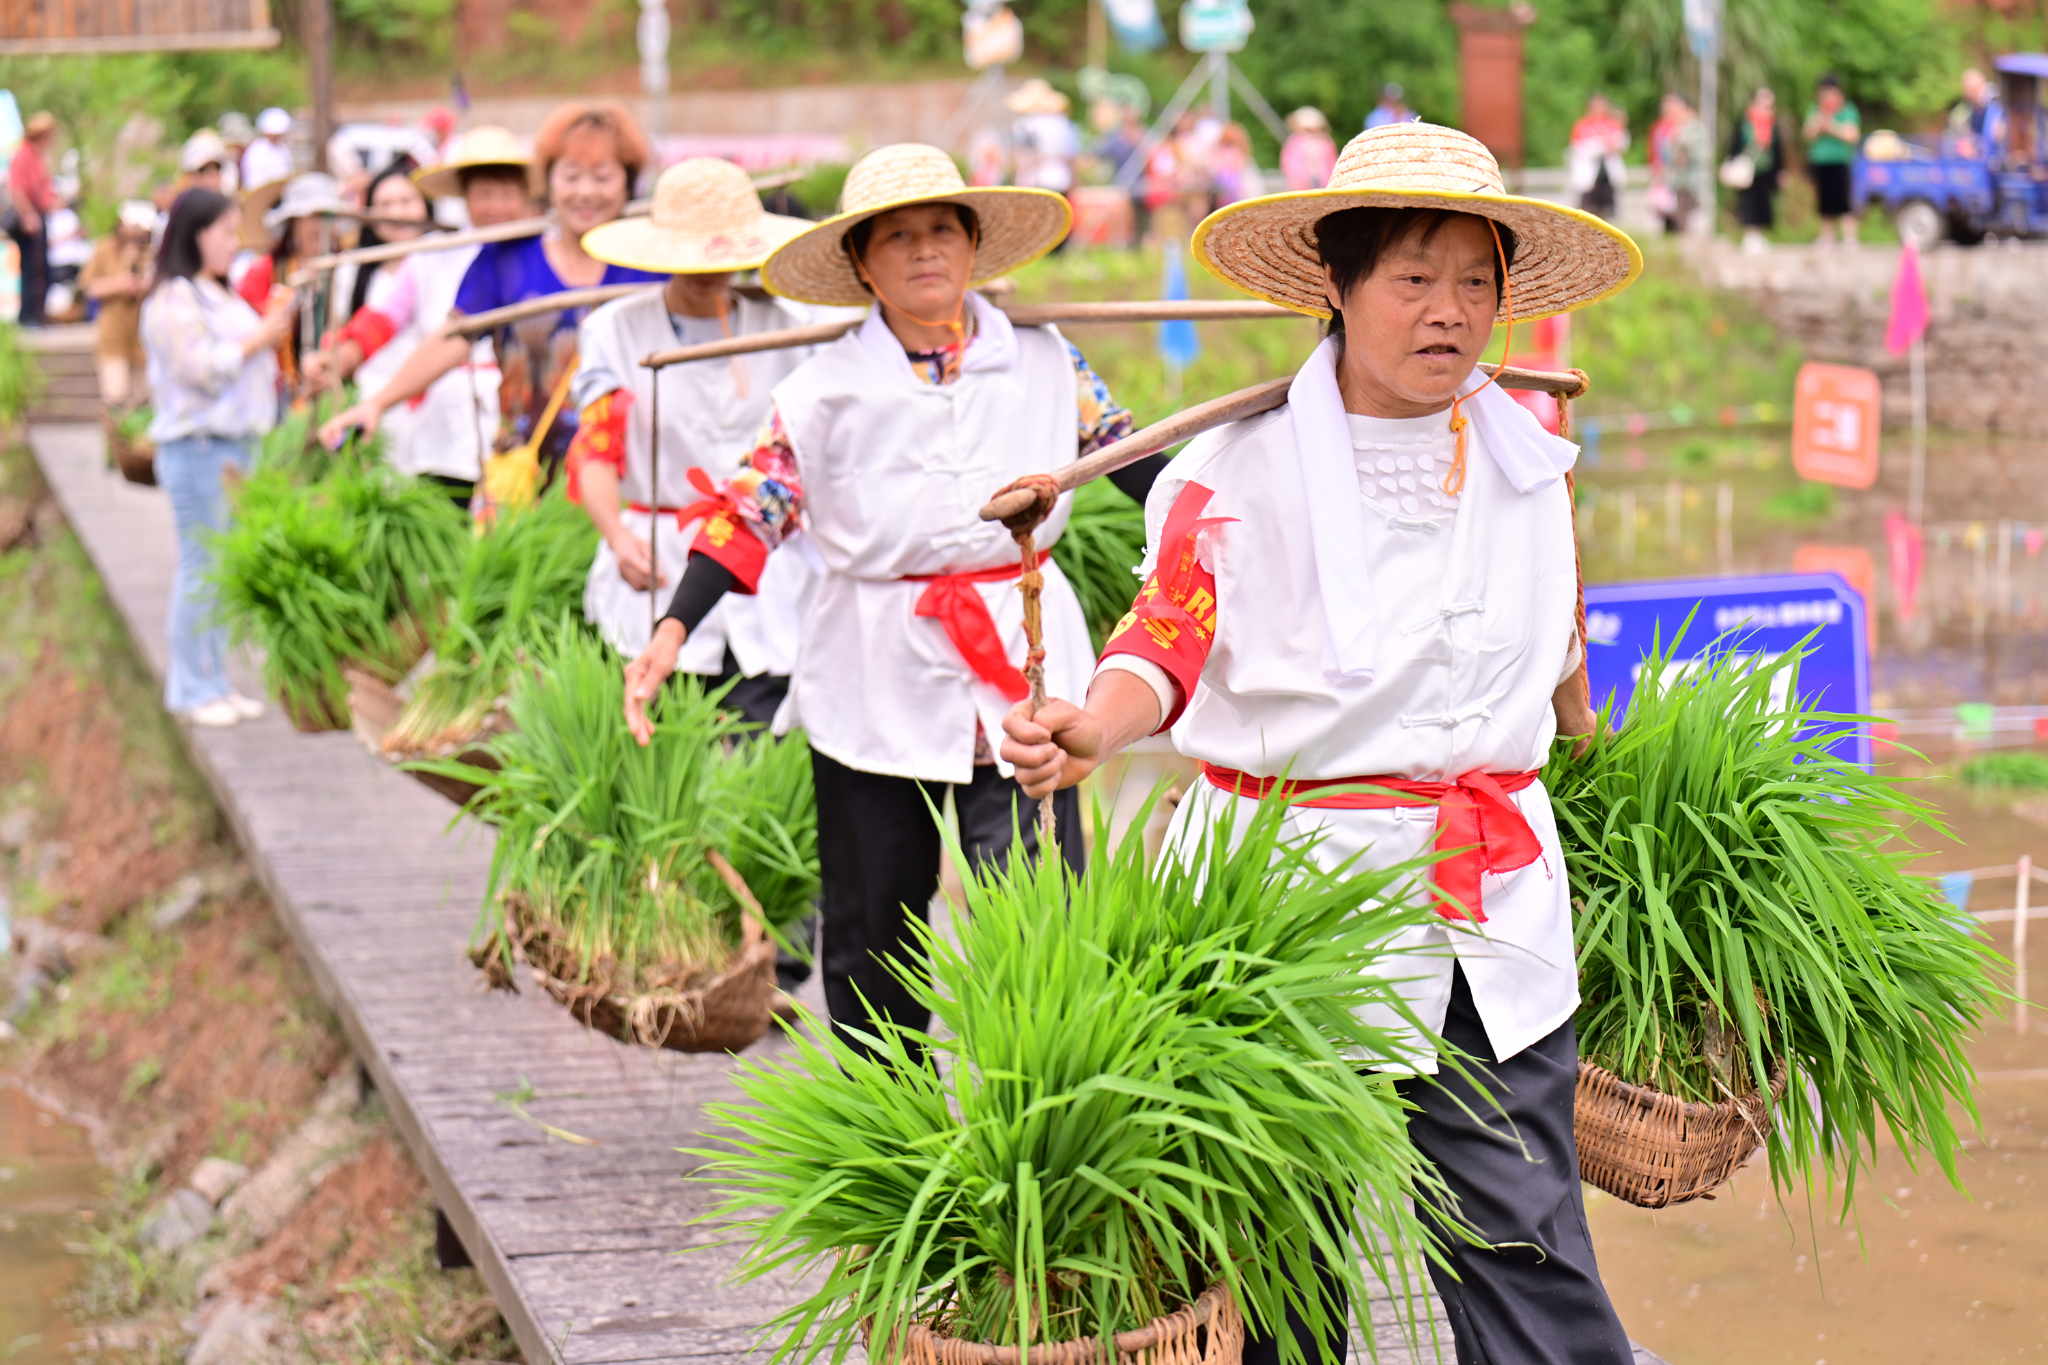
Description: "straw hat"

(1006, 78), (1071, 116)
(413, 125), (530, 200)
(762, 143), (1070, 306)
(1193, 122), (1641, 321)
(1285, 107), (1329, 134)
(582, 157), (809, 274)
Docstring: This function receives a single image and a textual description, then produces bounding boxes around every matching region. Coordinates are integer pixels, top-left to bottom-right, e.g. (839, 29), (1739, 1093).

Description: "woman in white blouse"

(140, 188), (295, 727)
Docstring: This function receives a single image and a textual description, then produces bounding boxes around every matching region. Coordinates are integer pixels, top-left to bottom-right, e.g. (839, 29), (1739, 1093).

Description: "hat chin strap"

(1443, 218), (1513, 498)
(851, 242), (977, 384)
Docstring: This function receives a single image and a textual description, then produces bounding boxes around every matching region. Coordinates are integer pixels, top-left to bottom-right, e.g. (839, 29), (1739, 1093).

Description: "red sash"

(1200, 764), (1545, 923)
(903, 552), (1050, 704)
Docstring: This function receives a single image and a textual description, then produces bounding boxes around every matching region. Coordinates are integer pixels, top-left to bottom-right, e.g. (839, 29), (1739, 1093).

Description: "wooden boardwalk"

(27, 422), (1665, 1365)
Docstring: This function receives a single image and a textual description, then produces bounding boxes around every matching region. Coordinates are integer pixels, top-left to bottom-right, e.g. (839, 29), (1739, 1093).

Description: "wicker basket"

(871, 1283), (1243, 1365)
(476, 875), (780, 1054)
(1574, 1058), (1787, 1209)
(106, 416), (156, 486)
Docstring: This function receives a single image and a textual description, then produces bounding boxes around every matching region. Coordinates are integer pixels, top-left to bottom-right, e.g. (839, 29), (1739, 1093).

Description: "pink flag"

(1885, 242), (1929, 357)
(1886, 511), (1924, 621)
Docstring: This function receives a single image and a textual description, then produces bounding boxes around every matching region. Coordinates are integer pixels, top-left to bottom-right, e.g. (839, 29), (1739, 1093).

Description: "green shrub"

(1761, 480), (1837, 524)
(1959, 751), (2048, 792)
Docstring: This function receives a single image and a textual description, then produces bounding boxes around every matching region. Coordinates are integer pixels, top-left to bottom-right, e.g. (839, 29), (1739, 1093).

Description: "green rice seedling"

(703, 730), (820, 932)
(209, 467), (395, 728)
(1051, 477), (1148, 653)
(1958, 750), (2048, 792)
(696, 796), (1464, 1365)
(318, 461), (468, 640)
(1548, 634), (1998, 1214)
(385, 490), (599, 754)
(426, 618), (805, 988)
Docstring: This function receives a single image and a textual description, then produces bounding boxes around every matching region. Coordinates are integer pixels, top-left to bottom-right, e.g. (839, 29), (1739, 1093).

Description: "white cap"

(256, 107), (292, 136)
(118, 200), (157, 233)
(180, 129), (229, 173)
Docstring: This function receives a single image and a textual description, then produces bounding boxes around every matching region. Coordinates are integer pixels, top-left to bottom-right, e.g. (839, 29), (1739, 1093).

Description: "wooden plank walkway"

(27, 421), (1667, 1365)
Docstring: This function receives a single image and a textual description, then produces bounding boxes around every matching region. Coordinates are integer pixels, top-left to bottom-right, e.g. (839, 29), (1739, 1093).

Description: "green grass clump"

(1052, 478), (1147, 653)
(1548, 635), (1997, 1213)
(1959, 751), (2048, 791)
(209, 461), (468, 729)
(431, 620), (816, 990)
(696, 795), (1462, 1365)
(1761, 479), (1837, 524)
(385, 489), (599, 753)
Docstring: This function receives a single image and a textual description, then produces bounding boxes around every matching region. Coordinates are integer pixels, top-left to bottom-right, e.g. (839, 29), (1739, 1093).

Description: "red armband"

(562, 389), (631, 504)
(1099, 481), (1232, 731)
(676, 468), (769, 593)
(337, 306), (400, 361)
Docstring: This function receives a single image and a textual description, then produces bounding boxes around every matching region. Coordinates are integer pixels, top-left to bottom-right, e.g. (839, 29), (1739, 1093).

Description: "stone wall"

(1689, 240), (2048, 436)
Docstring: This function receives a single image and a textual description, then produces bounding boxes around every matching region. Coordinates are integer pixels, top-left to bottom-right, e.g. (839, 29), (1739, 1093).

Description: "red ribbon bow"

(1201, 764), (1545, 922)
(904, 553), (1050, 703)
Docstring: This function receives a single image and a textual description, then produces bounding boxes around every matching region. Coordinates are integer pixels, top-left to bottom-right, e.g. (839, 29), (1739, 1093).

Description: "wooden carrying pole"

(978, 363), (1592, 524)
(639, 299), (1293, 370)
(447, 285), (659, 338)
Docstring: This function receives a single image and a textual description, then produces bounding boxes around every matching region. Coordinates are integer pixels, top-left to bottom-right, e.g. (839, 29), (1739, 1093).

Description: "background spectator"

(1729, 86), (1784, 253)
(80, 201), (154, 407)
(1209, 122), (1259, 206)
(1804, 73), (1861, 247)
(1948, 67), (1991, 158)
(339, 164), (432, 325)
(179, 129), (230, 196)
(1008, 79), (1080, 197)
(1365, 82), (1413, 130)
(140, 188), (293, 727)
(240, 107), (296, 190)
(217, 111), (255, 192)
(1280, 106), (1336, 190)
(1648, 92), (1705, 234)
(1568, 92), (1629, 221)
(7, 111), (59, 326)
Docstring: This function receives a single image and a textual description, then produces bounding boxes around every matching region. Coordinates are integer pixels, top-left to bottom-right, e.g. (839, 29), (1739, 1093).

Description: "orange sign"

(1791, 362), (1882, 489)
(1791, 543), (1878, 650)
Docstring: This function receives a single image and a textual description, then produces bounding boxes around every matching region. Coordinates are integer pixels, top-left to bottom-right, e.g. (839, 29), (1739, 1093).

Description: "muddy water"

(1576, 431), (2048, 1362)
(0, 1088), (100, 1362)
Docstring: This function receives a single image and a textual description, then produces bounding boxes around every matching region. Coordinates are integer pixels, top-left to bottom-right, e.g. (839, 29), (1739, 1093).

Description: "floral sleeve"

(1071, 342), (1135, 457)
(686, 405), (804, 594)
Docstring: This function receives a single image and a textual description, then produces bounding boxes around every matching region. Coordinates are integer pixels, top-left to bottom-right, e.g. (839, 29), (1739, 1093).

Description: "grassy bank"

(0, 437), (518, 1364)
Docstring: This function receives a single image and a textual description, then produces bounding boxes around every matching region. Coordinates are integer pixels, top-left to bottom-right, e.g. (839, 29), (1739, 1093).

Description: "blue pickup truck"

(1854, 52), (2048, 245)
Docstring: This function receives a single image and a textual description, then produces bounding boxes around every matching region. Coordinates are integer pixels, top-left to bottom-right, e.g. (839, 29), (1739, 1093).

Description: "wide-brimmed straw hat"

(761, 143), (1071, 306)
(1006, 78), (1071, 115)
(413, 125), (530, 200)
(1193, 122), (1641, 321)
(582, 157), (809, 274)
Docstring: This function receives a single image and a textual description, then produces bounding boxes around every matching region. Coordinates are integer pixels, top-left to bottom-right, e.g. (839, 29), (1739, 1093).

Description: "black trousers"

(810, 747), (1083, 1059)
(10, 223), (46, 326)
(1245, 967), (1631, 1365)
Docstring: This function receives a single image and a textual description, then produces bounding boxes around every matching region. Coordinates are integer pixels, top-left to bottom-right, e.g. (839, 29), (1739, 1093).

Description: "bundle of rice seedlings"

(383, 489), (598, 756)
(209, 462), (469, 730)
(697, 797), (1460, 1365)
(431, 619), (810, 1049)
(703, 728), (820, 932)
(1548, 635), (1998, 1211)
(1051, 478), (1148, 654)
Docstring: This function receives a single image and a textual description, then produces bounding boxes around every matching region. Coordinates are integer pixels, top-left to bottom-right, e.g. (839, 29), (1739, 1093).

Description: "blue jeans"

(155, 433), (253, 712)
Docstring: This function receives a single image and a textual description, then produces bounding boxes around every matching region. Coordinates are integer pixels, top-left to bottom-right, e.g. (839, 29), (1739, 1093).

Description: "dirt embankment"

(0, 441), (518, 1363)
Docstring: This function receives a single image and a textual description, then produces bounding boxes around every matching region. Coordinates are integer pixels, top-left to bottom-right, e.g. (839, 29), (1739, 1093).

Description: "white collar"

(855, 288), (1017, 383)
(1288, 338), (1578, 683)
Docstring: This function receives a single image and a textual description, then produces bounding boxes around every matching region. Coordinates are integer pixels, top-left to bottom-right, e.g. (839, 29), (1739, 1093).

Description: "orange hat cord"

(1443, 218), (1514, 498)
(850, 233), (977, 386)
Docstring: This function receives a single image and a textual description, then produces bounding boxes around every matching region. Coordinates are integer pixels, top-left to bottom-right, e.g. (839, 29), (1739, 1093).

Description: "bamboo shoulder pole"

(447, 284), (660, 338)
(292, 215), (550, 282)
(977, 364), (1592, 524)
(638, 298), (1298, 370)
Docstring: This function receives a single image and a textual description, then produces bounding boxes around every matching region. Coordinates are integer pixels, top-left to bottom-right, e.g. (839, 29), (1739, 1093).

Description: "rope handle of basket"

(995, 472), (1063, 855)
(705, 848), (767, 948)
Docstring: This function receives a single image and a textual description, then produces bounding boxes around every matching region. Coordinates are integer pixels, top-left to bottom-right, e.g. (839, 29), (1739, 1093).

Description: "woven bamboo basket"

(344, 666), (503, 805)
(869, 1283), (1243, 1365)
(1574, 1058), (1788, 1209)
(105, 416), (156, 486)
(476, 871), (780, 1054)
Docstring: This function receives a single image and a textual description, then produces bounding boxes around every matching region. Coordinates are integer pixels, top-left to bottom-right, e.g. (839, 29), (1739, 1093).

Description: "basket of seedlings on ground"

(209, 453), (467, 731)
(695, 794), (1472, 1365)
(1548, 633), (1998, 1210)
(378, 488), (597, 783)
(106, 405), (155, 485)
(429, 619), (817, 1052)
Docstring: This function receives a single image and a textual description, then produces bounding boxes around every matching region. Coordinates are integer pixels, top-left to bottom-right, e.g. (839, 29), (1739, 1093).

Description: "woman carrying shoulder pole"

(568, 156), (840, 724)
(1002, 123), (1645, 1365)
(620, 144), (1166, 1061)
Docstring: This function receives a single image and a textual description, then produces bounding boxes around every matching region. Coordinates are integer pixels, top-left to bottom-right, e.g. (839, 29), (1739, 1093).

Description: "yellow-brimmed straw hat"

(761, 143), (1071, 307)
(413, 125), (530, 200)
(581, 157), (809, 274)
(1193, 122), (1642, 321)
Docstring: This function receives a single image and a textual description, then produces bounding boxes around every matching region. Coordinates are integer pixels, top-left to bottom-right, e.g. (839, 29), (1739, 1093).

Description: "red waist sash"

(1200, 764), (1545, 923)
(903, 552), (1050, 704)
(626, 497), (722, 531)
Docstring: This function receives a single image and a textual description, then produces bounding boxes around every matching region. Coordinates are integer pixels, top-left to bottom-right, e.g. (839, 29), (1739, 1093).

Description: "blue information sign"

(1582, 572), (1871, 765)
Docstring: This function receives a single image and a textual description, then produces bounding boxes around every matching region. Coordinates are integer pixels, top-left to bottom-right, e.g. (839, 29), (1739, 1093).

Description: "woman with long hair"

(140, 188), (296, 727)
(338, 163), (433, 323)
(319, 101), (665, 498)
